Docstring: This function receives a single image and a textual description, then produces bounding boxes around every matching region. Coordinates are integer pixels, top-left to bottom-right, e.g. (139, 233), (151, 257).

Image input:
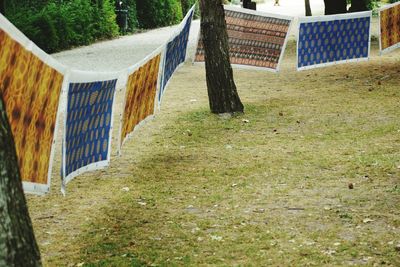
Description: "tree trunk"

(199, 0), (244, 114)
(348, 0), (368, 12)
(242, 0), (250, 8)
(0, 0), (5, 14)
(305, 0), (312, 16)
(323, 0), (347, 15)
(0, 96), (42, 267)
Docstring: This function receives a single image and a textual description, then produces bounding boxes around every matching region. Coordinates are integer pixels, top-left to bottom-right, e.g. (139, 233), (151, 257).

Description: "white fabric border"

(297, 10), (372, 24)
(0, 13), (31, 49)
(378, 1), (400, 11)
(172, 5), (196, 39)
(61, 160), (109, 194)
(224, 4), (294, 21)
(297, 57), (369, 71)
(192, 61), (279, 73)
(127, 45), (165, 76)
(67, 69), (123, 83)
(184, 5), (197, 64)
(296, 11), (372, 71)
(158, 6), (195, 108)
(276, 16), (294, 72)
(61, 70), (122, 195)
(22, 182), (49, 196)
(378, 2), (400, 55)
(118, 45), (165, 155)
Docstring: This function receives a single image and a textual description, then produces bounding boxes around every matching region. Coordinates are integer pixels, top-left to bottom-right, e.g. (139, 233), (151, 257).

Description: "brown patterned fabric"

(120, 53), (161, 148)
(0, 29), (63, 186)
(195, 8), (291, 70)
(380, 3), (400, 51)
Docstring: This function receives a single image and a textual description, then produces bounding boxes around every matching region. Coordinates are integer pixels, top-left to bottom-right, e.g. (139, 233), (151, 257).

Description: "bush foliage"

(115, 0), (138, 33)
(136, 0), (183, 29)
(4, 0), (193, 52)
(181, 0), (200, 18)
(5, 0), (119, 53)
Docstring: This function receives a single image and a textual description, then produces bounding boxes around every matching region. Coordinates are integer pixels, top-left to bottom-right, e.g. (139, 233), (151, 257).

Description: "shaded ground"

(27, 5), (400, 267)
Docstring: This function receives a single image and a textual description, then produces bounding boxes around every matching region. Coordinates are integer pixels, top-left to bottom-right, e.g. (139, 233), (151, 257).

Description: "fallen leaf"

(363, 218), (374, 223)
(210, 235), (223, 241)
(253, 208), (265, 213)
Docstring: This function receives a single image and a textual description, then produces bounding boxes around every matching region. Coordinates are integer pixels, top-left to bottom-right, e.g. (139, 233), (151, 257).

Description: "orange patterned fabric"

(0, 29), (63, 185)
(380, 3), (400, 50)
(120, 54), (161, 147)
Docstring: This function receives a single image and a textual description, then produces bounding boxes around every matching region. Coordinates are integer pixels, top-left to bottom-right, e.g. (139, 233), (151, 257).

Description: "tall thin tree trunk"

(0, 96), (42, 267)
(348, 0), (368, 12)
(0, 0), (5, 14)
(324, 0), (347, 15)
(305, 0), (312, 16)
(199, 0), (244, 114)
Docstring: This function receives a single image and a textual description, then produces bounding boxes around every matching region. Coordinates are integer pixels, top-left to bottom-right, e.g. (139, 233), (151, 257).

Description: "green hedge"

(3, 0), (195, 52)
(115, 0), (138, 33)
(136, 0), (183, 29)
(5, 0), (119, 53)
(180, 0), (200, 19)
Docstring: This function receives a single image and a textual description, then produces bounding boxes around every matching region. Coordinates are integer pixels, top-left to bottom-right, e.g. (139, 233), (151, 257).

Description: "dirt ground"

(25, 4), (400, 266)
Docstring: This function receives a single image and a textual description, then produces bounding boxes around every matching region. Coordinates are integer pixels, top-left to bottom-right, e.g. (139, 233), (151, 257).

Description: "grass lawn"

(28, 40), (400, 266)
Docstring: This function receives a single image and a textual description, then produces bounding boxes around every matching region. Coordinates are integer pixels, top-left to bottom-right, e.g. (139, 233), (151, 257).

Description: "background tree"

(0, 0), (4, 14)
(0, 96), (42, 266)
(305, 0), (312, 16)
(323, 0), (347, 14)
(348, 0), (368, 12)
(199, 0), (244, 114)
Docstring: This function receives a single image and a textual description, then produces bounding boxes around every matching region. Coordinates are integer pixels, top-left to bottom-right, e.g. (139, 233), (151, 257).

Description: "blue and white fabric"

(297, 11), (372, 71)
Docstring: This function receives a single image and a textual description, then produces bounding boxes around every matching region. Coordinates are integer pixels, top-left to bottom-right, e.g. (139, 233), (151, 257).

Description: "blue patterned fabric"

(63, 79), (117, 178)
(298, 16), (370, 69)
(159, 10), (194, 103)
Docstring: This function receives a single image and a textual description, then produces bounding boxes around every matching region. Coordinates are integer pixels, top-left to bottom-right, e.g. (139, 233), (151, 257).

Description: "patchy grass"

(27, 42), (400, 266)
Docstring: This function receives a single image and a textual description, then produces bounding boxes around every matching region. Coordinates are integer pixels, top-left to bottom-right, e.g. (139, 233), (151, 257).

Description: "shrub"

(92, 0), (119, 39)
(180, 0), (200, 19)
(136, 0), (183, 29)
(115, 0), (138, 33)
(9, 9), (59, 53)
(5, 0), (119, 53)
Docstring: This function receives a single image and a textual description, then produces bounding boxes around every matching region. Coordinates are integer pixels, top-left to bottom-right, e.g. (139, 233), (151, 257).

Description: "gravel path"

(52, 21), (201, 72)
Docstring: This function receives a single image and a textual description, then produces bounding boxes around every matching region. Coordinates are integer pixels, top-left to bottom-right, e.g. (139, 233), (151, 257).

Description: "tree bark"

(348, 0), (368, 12)
(0, 96), (42, 267)
(305, 0), (312, 16)
(199, 0), (244, 114)
(323, 0), (347, 15)
(0, 0), (5, 14)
